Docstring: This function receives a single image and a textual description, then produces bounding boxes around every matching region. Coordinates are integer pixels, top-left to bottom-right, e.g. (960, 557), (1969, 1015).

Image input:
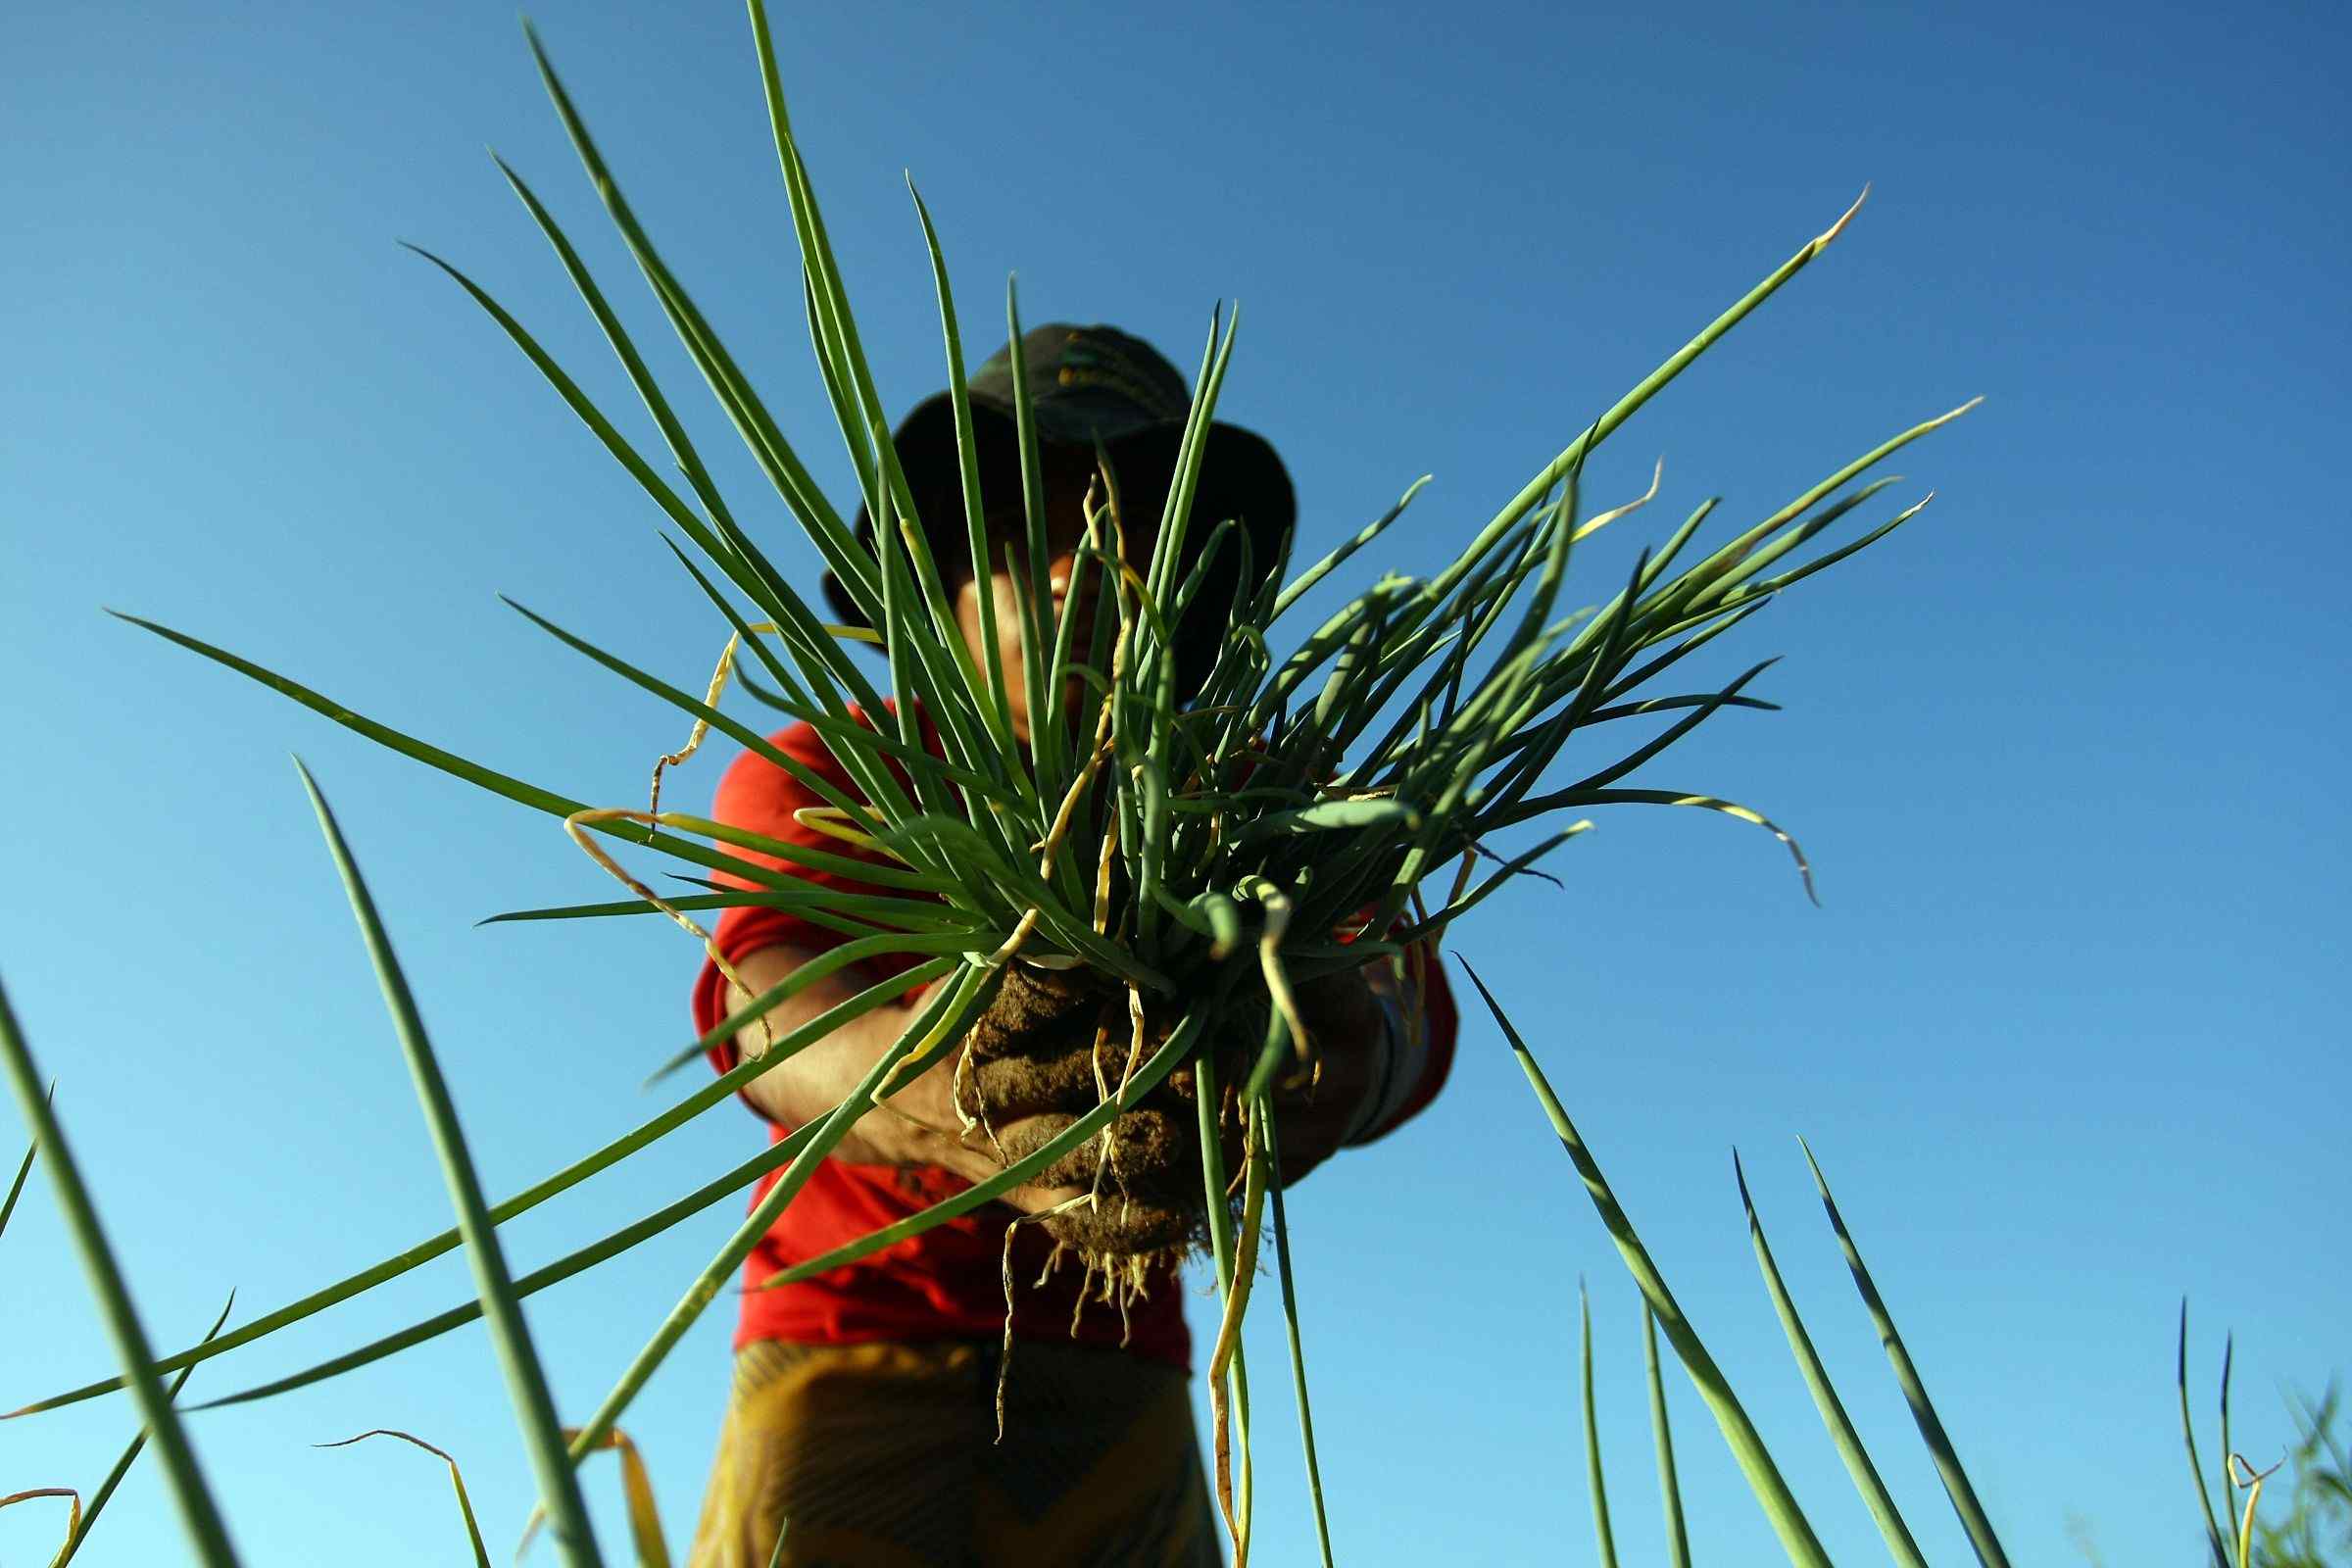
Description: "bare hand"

(723, 948), (1403, 1237)
(721, 946), (1093, 1215)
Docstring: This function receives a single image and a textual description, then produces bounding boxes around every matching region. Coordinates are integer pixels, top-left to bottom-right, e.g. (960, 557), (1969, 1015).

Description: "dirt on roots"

(956, 960), (1254, 1261)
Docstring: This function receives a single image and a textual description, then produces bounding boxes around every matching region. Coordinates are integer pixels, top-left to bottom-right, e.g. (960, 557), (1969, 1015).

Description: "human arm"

(1262, 948), (1454, 1186)
(721, 942), (1091, 1213)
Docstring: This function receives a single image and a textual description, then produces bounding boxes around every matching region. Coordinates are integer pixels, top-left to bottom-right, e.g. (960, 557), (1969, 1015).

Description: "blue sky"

(3, 1), (2345, 1563)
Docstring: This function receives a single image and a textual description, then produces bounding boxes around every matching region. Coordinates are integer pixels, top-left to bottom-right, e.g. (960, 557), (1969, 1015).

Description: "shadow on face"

(943, 435), (1179, 742)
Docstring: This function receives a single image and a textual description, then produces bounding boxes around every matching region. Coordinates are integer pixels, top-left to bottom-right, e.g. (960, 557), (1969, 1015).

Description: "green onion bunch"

(14, 7), (2013, 1562)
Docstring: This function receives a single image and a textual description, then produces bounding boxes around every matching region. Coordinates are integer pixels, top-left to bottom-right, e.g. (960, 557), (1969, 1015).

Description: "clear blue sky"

(4, 1), (2344, 1562)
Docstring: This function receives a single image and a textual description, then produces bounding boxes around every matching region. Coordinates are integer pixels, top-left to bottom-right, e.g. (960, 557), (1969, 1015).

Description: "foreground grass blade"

(2, 1109), (40, 1242)
(2179, 1300), (2232, 1567)
(518, 1429), (669, 1568)
(565, 966), (991, 1462)
(2217, 1330), (2235, 1562)
(1494, 787), (1814, 905)
(1642, 1302), (1692, 1568)
(1799, 1139), (2008, 1568)
(316, 1430), (491, 1568)
(1263, 1116), (1335, 1568)
(1582, 1282), (1621, 1568)
(295, 761), (603, 1567)
(111, 614), (774, 893)
(191, 1122), (820, 1411)
(1, 1491), (82, 1561)
(55, 1292), (237, 1566)
(0, 978), (240, 1565)
(1425, 189), (1868, 612)
(1456, 957), (1831, 1567)
(18, 958), (950, 1420)
(1736, 1152), (1926, 1566)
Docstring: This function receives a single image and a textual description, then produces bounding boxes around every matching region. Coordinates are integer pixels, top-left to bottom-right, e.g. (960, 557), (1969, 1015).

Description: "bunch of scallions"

(0, 8), (2021, 1567)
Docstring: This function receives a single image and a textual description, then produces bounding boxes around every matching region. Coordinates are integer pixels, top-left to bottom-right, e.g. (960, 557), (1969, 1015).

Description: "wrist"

(1340, 982), (1424, 1147)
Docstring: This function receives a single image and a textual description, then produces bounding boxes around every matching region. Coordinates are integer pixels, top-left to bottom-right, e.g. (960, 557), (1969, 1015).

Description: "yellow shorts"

(687, 1338), (1223, 1567)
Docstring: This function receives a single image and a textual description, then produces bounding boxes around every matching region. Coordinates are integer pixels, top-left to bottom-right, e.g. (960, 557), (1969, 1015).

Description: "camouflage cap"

(822, 322), (1295, 629)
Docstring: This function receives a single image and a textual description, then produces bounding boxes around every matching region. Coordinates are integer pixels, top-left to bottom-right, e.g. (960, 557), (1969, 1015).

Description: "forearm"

(724, 947), (953, 1163)
(1337, 958), (1430, 1146)
(724, 947), (1070, 1197)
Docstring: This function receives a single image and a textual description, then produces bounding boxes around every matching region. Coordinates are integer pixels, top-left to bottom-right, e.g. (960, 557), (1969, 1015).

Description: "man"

(687, 325), (1457, 1567)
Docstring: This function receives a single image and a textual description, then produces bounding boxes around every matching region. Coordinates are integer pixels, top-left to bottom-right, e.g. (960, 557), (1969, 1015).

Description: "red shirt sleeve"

(693, 719), (1462, 1137)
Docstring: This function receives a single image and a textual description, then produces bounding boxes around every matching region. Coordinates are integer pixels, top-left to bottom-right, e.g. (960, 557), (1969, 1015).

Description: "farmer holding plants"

(685, 324), (1458, 1567)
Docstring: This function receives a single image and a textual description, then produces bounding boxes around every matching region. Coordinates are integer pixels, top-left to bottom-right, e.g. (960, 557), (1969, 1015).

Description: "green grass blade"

(128, 596), (939, 898)
(1389, 826), (1590, 951)
(1146, 306), (1237, 611)
(1642, 1301), (1691, 1568)
(564, 965), (992, 1461)
(1190, 1041), (1250, 1556)
(1581, 691), (1780, 724)
(657, 539), (807, 707)
(1455, 957), (1831, 1567)
(185, 963), (955, 1419)
(1582, 1281), (1620, 1568)
(516, 1427), (671, 1568)
(110, 612), (831, 894)
(1494, 787), (1814, 905)
(1592, 599), (1773, 711)
(2180, 1300), (2231, 1566)
(1800, 1139), (2009, 1568)
(54, 1292), (236, 1567)
(315, 1430), (492, 1568)
(873, 462), (1027, 830)
(906, 175), (1017, 753)
(397, 243), (708, 546)
(12, 956), (953, 1419)
(0, 980), (240, 1565)
(189, 962), (956, 1412)
(1426, 190), (1871, 611)
(1, 1492), (80, 1554)
(1, 1116), (38, 1242)
(740, 4), (907, 537)
(1547, 659), (1780, 801)
(192, 1119), (824, 1412)
(2217, 1330), (2235, 1561)
(1001, 277), (1065, 790)
(1736, 1152), (1926, 1567)
(497, 597), (932, 834)
(294, 761), (602, 1567)
(490, 154), (740, 547)
(412, 214), (881, 750)
(1262, 1115), (1335, 1568)
(519, 22), (875, 622)
(480, 889), (976, 935)
(1655, 477), (1903, 626)
(1717, 493), (1936, 612)
(1269, 478), (1429, 624)
(747, 7), (970, 664)
(1482, 545), (1672, 815)
(1708, 399), (1977, 597)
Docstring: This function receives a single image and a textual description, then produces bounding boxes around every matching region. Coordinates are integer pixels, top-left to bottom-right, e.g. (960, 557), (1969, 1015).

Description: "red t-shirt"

(692, 715), (1457, 1370)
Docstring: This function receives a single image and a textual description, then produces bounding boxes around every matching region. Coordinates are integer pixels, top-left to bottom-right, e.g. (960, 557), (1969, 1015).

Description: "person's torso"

(697, 713), (1192, 1367)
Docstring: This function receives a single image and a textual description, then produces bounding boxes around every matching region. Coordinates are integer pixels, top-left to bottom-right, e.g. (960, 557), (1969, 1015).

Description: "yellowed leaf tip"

(1811, 184), (1871, 254)
(1573, 457), (1666, 542)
